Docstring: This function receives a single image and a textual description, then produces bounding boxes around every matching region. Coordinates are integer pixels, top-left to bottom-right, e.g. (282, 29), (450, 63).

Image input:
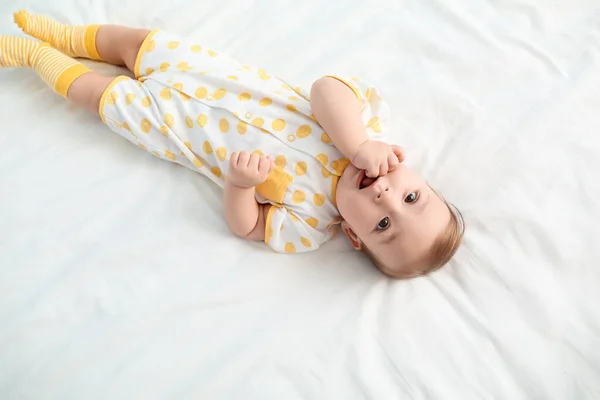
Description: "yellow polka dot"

(300, 237), (312, 248)
(190, 44), (202, 52)
(213, 88), (227, 100)
(237, 121), (248, 134)
(261, 128), (270, 134)
(252, 117), (264, 128)
(272, 119), (286, 131)
(238, 92), (251, 101)
(295, 161), (307, 175)
(146, 40), (156, 52)
(297, 125), (312, 138)
(137, 143), (147, 150)
(259, 97), (272, 107)
(290, 213), (299, 222)
(176, 62), (192, 72)
(281, 83), (292, 90)
(305, 217), (319, 229)
(185, 116), (193, 128)
(195, 87), (207, 99)
(253, 150), (263, 157)
(184, 141), (192, 150)
(309, 114), (317, 121)
(286, 104), (297, 112)
(211, 166), (222, 177)
(160, 125), (169, 136)
(145, 67), (155, 76)
(294, 86), (302, 93)
(160, 87), (171, 100)
(141, 97), (151, 107)
(208, 49), (218, 57)
(193, 156), (204, 168)
(321, 132), (332, 144)
(331, 158), (350, 175)
(173, 82), (183, 90)
(164, 150), (176, 160)
(164, 113), (174, 128)
(292, 190), (305, 204)
(227, 75), (238, 81)
(197, 114), (208, 127)
(322, 166), (332, 178)
(153, 151), (160, 157)
(316, 154), (328, 165)
(159, 62), (170, 72)
(287, 135), (295, 142)
(313, 193), (326, 206)
(284, 242), (296, 253)
(125, 93), (136, 105)
(367, 116), (380, 126)
(168, 41), (180, 49)
(365, 88), (373, 100)
(107, 91), (118, 105)
(288, 95), (300, 100)
(141, 119), (151, 133)
(180, 92), (191, 101)
(216, 147), (227, 161)
(203, 141), (213, 154)
(219, 118), (229, 133)
(258, 69), (270, 80)
(275, 155), (286, 168)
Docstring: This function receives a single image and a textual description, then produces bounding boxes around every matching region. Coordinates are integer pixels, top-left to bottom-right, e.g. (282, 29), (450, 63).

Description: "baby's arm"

(310, 77), (367, 159)
(224, 151), (274, 241)
(310, 77), (403, 177)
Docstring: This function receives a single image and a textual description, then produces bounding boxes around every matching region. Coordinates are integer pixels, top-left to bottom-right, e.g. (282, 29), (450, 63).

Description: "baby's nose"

(375, 181), (391, 200)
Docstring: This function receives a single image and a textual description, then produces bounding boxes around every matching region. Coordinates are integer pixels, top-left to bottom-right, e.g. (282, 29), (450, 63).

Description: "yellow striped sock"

(0, 36), (91, 99)
(14, 10), (102, 61)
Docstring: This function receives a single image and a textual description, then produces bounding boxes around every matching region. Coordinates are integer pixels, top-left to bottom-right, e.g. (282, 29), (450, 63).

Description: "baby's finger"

(258, 157), (271, 175)
(229, 151), (239, 167)
(392, 145), (405, 163)
(248, 153), (260, 170)
(379, 160), (389, 177)
(237, 151), (250, 167)
(388, 152), (399, 170)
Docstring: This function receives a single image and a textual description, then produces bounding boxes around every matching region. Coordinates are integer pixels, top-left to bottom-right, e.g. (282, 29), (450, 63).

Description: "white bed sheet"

(1, 0), (600, 398)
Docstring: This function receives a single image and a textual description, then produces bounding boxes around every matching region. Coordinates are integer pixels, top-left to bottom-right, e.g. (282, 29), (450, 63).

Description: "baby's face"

(336, 163), (451, 275)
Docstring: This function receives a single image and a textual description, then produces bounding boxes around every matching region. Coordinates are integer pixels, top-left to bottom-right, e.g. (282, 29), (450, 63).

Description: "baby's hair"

(365, 191), (465, 279)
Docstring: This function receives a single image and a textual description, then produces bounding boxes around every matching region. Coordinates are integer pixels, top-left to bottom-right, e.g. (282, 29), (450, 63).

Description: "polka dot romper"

(99, 30), (390, 253)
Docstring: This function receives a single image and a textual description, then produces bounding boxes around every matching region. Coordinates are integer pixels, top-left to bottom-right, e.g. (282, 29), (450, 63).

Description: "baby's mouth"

(357, 170), (379, 190)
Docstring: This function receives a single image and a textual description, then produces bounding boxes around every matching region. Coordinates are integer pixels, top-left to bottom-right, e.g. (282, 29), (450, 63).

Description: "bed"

(1, 0), (599, 398)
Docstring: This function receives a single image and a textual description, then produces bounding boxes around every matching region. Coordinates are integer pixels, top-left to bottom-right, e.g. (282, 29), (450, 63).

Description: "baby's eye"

(405, 192), (419, 204)
(377, 217), (390, 231)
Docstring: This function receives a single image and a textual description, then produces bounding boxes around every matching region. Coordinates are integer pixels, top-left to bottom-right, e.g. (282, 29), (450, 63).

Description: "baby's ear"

(341, 221), (362, 251)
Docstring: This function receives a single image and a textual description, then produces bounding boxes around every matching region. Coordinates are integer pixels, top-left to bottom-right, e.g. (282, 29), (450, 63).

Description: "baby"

(1, 11), (464, 278)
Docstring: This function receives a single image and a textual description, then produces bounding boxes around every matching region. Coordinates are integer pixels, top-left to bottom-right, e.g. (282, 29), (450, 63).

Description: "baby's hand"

(227, 151), (274, 188)
(352, 140), (405, 178)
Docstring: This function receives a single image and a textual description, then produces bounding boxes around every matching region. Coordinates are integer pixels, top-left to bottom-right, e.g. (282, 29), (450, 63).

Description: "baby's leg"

(0, 35), (112, 113)
(95, 26), (150, 72)
(14, 10), (149, 72)
(67, 73), (114, 115)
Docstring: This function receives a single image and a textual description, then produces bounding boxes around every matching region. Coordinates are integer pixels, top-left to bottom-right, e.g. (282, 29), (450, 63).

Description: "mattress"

(1, 0), (599, 398)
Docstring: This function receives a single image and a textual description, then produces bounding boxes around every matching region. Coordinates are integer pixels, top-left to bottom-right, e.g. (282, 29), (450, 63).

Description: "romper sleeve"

(323, 75), (391, 141)
(264, 206), (330, 254)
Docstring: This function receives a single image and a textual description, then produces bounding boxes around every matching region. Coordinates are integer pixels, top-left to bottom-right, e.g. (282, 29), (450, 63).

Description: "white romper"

(99, 30), (390, 253)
